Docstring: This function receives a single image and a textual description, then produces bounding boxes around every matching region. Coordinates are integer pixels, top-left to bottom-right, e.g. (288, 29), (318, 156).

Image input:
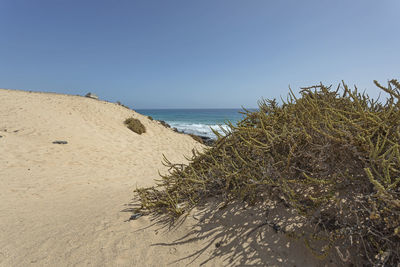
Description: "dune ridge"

(0, 89), (333, 266)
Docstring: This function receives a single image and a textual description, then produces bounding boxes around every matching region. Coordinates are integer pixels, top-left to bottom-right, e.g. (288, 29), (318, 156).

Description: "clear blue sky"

(1, 0), (399, 108)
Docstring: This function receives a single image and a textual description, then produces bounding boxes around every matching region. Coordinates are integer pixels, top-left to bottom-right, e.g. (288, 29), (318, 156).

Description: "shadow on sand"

(122, 198), (341, 266)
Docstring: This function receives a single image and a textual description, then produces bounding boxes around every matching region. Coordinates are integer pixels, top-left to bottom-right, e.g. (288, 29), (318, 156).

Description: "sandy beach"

(0, 89), (336, 266)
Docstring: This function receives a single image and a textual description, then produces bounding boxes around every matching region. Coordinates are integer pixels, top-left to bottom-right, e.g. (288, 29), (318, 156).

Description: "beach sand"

(0, 89), (337, 266)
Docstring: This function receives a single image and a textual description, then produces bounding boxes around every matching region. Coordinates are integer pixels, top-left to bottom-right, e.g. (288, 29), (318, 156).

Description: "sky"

(0, 0), (399, 108)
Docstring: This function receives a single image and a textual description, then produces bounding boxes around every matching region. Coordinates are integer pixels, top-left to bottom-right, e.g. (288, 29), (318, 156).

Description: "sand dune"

(0, 89), (336, 266)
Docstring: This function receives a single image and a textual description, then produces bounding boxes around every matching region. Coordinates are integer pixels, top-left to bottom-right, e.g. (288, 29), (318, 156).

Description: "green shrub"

(135, 80), (400, 265)
(147, 116), (154, 121)
(124, 118), (146, 134)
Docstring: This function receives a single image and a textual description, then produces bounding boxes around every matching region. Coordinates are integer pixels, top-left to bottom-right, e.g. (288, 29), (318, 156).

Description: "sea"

(136, 109), (253, 139)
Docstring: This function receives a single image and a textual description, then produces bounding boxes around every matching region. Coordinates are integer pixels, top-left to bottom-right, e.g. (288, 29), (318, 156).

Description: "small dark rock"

(85, 92), (99, 100)
(116, 101), (130, 109)
(173, 128), (216, 146)
(200, 136), (216, 146)
(128, 213), (142, 221)
(52, 141), (68, 144)
(159, 120), (171, 128)
(215, 241), (222, 248)
(188, 134), (204, 144)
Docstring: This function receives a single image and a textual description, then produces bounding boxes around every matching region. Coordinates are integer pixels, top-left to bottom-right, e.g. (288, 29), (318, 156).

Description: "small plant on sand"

(189, 134), (204, 144)
(124, 118), (146, 134)
(135, 80), (400, 265)
(147, 116), (154, 121)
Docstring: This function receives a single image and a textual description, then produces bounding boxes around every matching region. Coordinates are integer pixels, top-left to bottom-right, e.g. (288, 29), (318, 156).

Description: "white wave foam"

(167, 122), (230, 139)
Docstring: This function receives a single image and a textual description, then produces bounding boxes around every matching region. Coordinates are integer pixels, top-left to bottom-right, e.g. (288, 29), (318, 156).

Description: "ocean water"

(136, 109), (251, 139)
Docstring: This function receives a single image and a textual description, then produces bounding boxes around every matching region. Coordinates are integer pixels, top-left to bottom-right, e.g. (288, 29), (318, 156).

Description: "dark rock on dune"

(199, 136), (215, 146)
(159, 120), (171, 128)
(127, 213), (142, 221)
(85, 92), (99, 100)
(160, 124), (215, 146)
(188, 134), (204, 144)
(176, 129), (215, 146)
(52, 141), (68, 144)
(116, 101), (131, 109)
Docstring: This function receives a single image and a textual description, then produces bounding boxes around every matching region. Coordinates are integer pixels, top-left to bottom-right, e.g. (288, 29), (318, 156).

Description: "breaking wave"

(167, 122), (231, 139)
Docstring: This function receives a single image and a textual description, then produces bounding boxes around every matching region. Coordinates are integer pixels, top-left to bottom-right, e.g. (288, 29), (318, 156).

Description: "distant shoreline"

(137, 108), (255, 139)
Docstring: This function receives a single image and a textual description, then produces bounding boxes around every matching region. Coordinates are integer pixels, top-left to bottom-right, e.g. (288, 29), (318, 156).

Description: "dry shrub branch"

(135, 80), (400, 265)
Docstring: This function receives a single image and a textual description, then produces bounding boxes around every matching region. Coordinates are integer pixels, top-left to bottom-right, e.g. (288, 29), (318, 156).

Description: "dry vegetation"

(124, 118), (146, 134)
(135, 80), (400, 266)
